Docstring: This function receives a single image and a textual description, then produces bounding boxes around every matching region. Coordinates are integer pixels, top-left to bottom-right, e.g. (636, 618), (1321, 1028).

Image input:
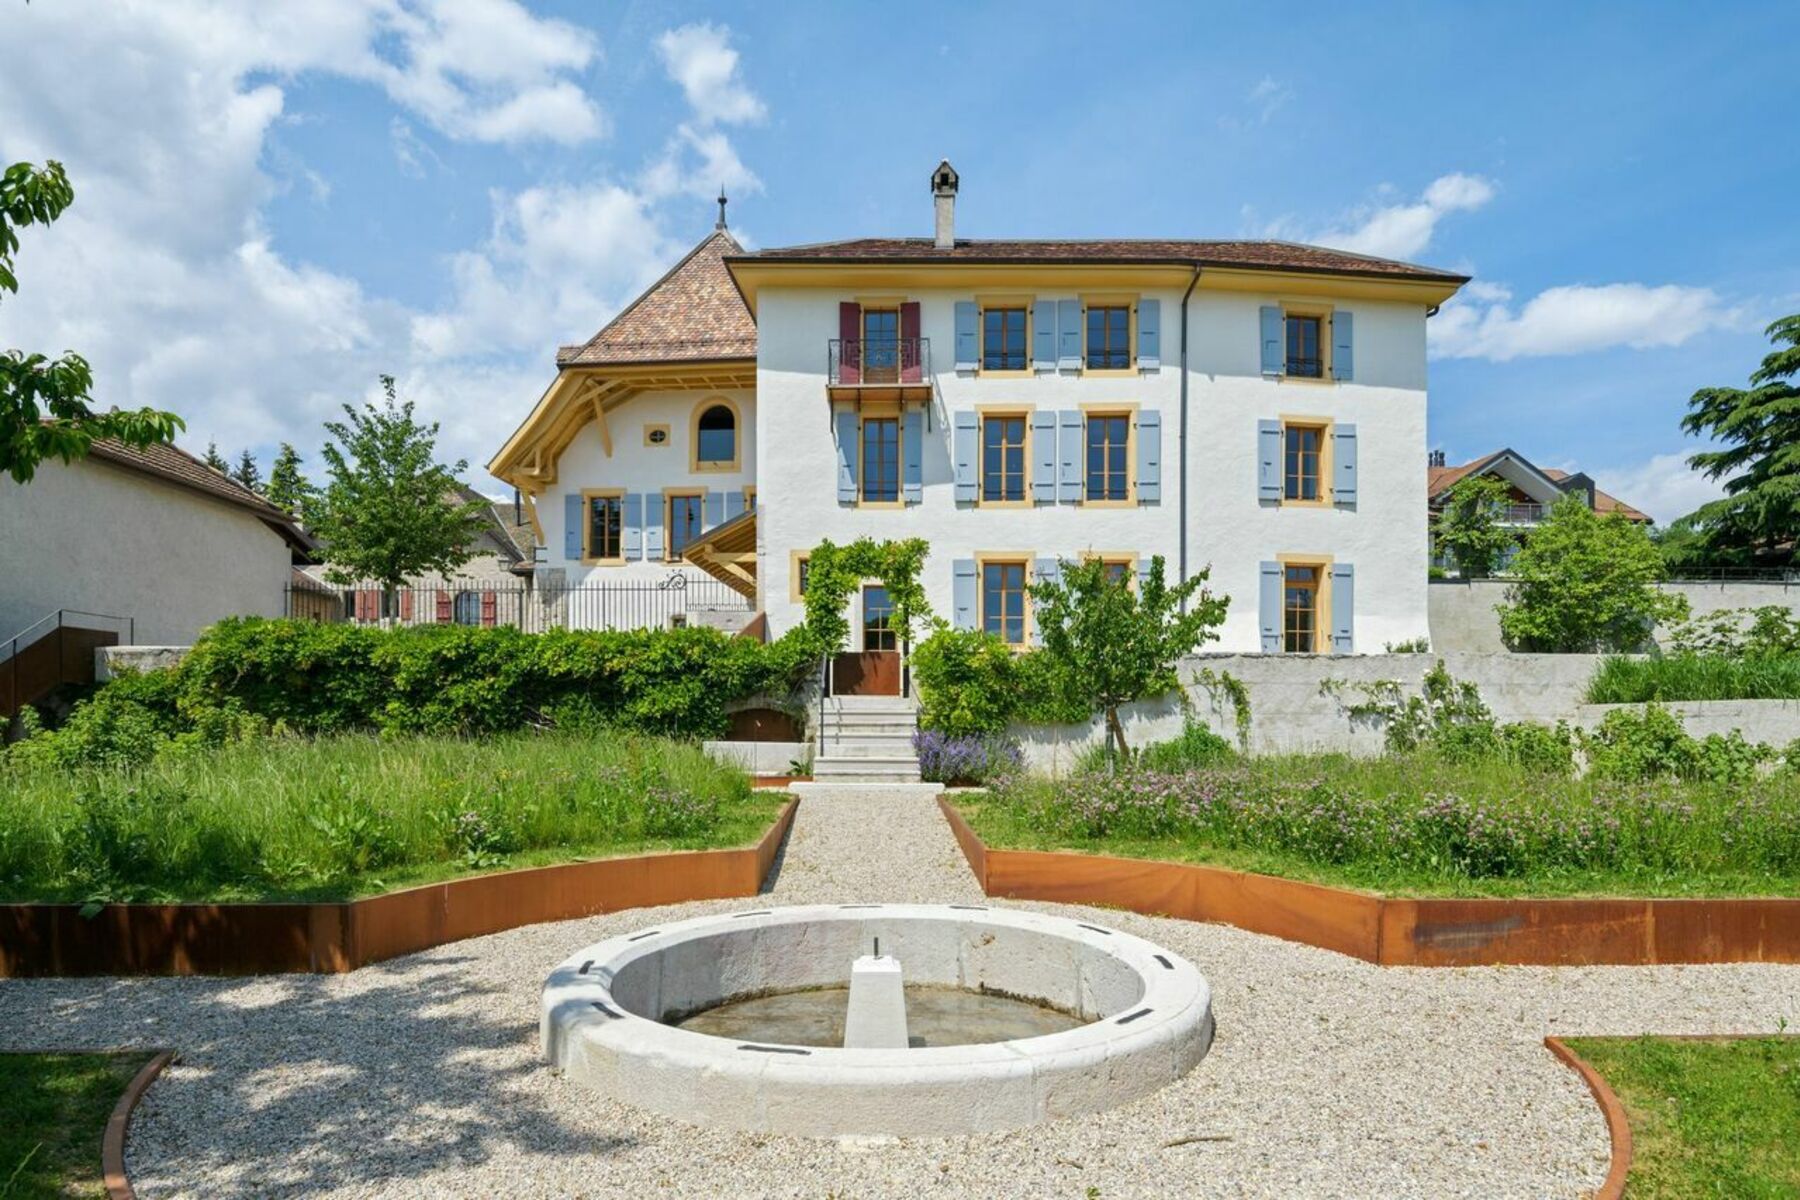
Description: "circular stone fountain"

(540, 903), (1213, 1137)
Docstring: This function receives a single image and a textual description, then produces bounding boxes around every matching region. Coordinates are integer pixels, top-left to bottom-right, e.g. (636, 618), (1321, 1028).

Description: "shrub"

(1498, 720), (1577, 776)
(1138, 721), (1236, 772)
(909, 625), (1020, 736)
(1666, 606), (1800, 658)
(912, 730), (1022, 784)
(1581, 704), (1775, 784)
(1585, 652), (1800, 704)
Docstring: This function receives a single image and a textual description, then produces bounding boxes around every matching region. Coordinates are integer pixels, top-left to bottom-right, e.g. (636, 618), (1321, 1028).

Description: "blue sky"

(3, 1), (1796, 521)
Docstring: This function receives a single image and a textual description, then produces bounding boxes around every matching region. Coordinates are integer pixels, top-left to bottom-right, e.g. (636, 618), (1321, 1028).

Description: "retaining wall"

(1575, 699), (1800, 745)
(1428, 578), (1800, 655)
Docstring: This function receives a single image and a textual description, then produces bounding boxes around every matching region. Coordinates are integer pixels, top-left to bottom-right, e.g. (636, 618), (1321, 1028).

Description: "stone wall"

(1427, 578), (1800, 654)
(1574, 700), (1800, 746)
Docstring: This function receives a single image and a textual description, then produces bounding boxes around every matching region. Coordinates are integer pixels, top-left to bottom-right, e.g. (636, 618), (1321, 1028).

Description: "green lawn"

(0, 1052), (155, 1200)
(0, 732), (786, 903)
(1563, 1036), (1800, 1199)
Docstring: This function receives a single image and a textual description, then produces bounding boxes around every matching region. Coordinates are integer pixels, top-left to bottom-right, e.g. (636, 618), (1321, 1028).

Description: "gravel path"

(3, 787), (1797, 1199)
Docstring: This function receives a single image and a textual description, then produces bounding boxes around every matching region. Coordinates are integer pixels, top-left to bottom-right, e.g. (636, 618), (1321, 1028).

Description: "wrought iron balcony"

(1285, 355), (1324, 379)
(828, 337), (932, 398)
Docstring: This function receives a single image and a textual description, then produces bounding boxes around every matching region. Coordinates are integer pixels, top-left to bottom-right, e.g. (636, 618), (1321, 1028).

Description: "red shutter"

(435, 590), (452, 623)
(399, 590), (414, 622)
(480, 591), (497, 627)
(838, 301), (861, 384)
(355, 589), (376, 621)
(900, 301), (922, 383)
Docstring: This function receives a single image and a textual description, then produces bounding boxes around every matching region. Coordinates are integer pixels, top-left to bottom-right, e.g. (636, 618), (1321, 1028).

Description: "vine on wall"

(801, 537), (932, 654)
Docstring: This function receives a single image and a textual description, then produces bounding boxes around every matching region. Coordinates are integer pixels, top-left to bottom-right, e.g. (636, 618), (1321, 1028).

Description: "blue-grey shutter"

(1331, 310), (1354, 381)
(1137, 557), (1155, 592)
(1031, 410), (1058, 502)
(835, 410), (859, 503)
(1057, 299), (1081, 370)
(1058, 410), (1082, 502)
(1260, 305), (1284, 376)
(1137, 410), (1162, 502)
(903, 408), (923, 503)
(954, 301), (978, 371)
(1032, 300), (1056, 370)
(1257, 419), (1282, 502)
(1333, 424), (1358, 507)
(644, 492), (665, 561)
(563, 493), (582, 560)
(1330, 563), (1354, 653)
(953, 411), (978, 502)
(723, 490), (745, 523)
(704, 489), (725, 529)
(1031, 558), (1059, 646)
(1137, 299), (1161, 370)
(623, 492), (644, 559)
(1259, 561), (1282, 652)
(952, 558), (978, 630)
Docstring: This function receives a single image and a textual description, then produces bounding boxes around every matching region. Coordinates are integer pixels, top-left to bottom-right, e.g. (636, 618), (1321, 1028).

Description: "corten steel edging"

(1, 799), (796, 978)
(940, 801), (1800, 967)
(103, 1049), (177, 1200)
(1542, 1038), (1632, 1200)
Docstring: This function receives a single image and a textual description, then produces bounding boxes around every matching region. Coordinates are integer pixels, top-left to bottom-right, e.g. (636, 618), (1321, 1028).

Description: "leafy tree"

(265, 442), (316, 518)
(1434, 475), (1517, 577)
(1029, 555), (1229, 759)
(1679, 314), (1800, 566)
(1496, 495), (1689, 651)
(310, 375), (490, 590)
(1, 160), (182, 483)
(231, 448), (261, 493)
(203, 442), (229, 473)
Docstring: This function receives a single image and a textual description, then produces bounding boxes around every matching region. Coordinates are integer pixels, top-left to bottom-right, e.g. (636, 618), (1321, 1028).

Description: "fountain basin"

(541, 903), (1214, 1137)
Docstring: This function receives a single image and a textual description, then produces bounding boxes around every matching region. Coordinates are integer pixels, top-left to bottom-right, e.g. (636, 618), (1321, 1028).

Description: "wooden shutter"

(1330, 564), (1355, 653)
(1331, 310), (1354, 381)
(564, 492), (582, 560)
(1334, 424), (1358, 507)
(1260, 306), (1285, 376)
(1056, 299), (1081, 370)
(724, 490), (745, 523)
(1032, 300), (1056, 370)
(1257, 420), (1282, 502)
(481, 591), (497, 628)
(952, 559), (978, 630)
(953, 301), (978, 371)
(1258, 561), (1282, 652)
(902, 408), (923, 503)
(399, 590), (414, 622)
(704, 490), (725, 529)
(1031, 410), (1058, 503)
(838, 302), (861, 383)
(835, 410), (859, 502)
(644, 492), (665, 561)
(952, 411), (978, 502)
(1031, 558), (1059, 646)
(1136, 410), (1161, 502)
(1058, 410), (1082, 502)
(900, 301), (923, 382)
(1137, 298), (1161, 370)
(435, 589), (452, 623)
(1137, 557), (1156, 592)
(623, 492), (643, 559)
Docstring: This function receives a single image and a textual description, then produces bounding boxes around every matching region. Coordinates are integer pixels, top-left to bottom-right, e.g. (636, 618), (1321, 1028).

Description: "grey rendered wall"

(1427, 578), (1800, 654)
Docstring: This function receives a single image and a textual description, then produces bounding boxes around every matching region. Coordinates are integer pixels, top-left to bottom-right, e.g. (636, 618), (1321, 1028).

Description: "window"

(1283, 564), (1321, 653)
(863, 307), (900, 382)
(453, 591), (482, 627)
(981, 413), (1027, 502)
(789, 552), (810, 602)
(585, 492), (623, 561)
(666, 493), (703, 560)
(1100, 557), (1134, 586)
(862, 585), (896, 652)
(982, 307), (1027, 371)
(1286, 315), (1323, 379)
(1283, 425), (1326, 502)
(1086, 305), (1130, 369)
(861, 415), (900, 502)
(743, 485), (756, 512)
(694, 403), (736, 468)
(982, 560), (1028, 646)
(1084, 413), (1131, 502)
(644, 423), (670, 447)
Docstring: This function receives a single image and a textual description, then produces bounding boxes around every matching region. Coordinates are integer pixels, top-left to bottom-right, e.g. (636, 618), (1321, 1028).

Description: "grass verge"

(0, 1051), (155, 1200)
(1586, 653), (1800, 704)
(1562, 1036), (1800, 1199)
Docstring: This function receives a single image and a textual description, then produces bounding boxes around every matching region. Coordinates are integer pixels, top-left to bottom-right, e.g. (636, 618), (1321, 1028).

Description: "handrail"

(1, 609), (135, 665)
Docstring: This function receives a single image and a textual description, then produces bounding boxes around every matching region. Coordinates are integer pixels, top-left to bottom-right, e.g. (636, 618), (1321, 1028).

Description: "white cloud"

(642, 124), (763, 202)
(1430, 282), (1742, 361)
(1311, 173), (1496, 261)
(1588, 451), (1726, 526)
(1218, 77), (1293, 130)
(655, 22), (765, 126)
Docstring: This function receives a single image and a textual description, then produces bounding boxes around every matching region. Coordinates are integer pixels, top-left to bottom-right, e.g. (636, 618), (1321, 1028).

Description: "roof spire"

(715, 187), (728, 231)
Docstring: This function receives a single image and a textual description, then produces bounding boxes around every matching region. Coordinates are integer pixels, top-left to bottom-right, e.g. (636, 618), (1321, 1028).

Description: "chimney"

(931, 159), (959, 249)
(1428, 449), (1446, 469)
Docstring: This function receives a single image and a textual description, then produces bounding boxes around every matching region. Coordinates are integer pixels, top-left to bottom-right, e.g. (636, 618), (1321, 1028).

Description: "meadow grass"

(1562, 1036), (1800, 1199)
(0, 1051), (155, 1200)
(1586, 653), (1800, 704)
(0, 732), (781, 903)
(960, 754), (1800, 898)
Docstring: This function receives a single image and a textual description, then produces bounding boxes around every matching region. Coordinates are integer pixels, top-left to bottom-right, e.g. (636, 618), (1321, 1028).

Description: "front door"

(832, 584), (901, 696)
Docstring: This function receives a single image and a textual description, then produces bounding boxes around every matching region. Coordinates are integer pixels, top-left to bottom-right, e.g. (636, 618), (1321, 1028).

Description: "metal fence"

(286, 575), (754, 634)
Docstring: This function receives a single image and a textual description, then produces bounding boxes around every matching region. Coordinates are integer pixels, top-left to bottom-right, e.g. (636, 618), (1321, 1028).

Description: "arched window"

(694, 402), (737, 468)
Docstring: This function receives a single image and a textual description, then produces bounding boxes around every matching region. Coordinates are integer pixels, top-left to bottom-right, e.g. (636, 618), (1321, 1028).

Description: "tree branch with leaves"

(1434, 474), (1517, 577)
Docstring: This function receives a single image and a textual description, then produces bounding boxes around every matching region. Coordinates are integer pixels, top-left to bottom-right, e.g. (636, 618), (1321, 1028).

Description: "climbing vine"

(802, 537), (932, 654)
(1194, 667), (1253, 751)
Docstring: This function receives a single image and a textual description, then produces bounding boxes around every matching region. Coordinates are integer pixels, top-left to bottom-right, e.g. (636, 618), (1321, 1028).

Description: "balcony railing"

(829, 337), (930, 388)
(1498, 503), (1548, 522)
(1286, 356), (1324, 379)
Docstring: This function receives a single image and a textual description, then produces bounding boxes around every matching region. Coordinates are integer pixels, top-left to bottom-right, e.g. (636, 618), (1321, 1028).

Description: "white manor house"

(487, 162), (1469, 685)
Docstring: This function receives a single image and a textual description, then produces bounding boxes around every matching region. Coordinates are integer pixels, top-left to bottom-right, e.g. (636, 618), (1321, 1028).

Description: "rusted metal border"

(1542, 1037), (1632, 1200)
(102, 1049), (176, 1200)
(2, 799), (796, 978)
(938, 797), (1800, 967)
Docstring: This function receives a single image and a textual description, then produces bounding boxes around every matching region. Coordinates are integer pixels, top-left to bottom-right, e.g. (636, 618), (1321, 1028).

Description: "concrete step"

(812, 755), (922, 783)
(822, 739), (919, 758)
(822, 711), (919, 730)
(825, 695), (919, 713)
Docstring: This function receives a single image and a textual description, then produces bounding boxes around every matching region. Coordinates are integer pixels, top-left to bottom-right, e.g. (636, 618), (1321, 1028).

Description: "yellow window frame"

(1276, 552), (1335, 654)
(1278, 302), (1335, 385)
(976, 294), (1034, 377)
(580, 488), (626, 566)
(1080, 293), (1137, 377)
(689, 396), (742, 472)
(976, 551), (1035, 649)
(976, 404), (1033, 508)
(663, 488), (706, 562)
(1078, 401), (1138, 507)
(1280, 415), (1335, 507)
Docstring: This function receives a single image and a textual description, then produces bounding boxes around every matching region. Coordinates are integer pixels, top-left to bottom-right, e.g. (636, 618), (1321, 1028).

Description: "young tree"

(203, 442), (229, 473)
(1030, 555), (1229, 759)
(2, 160), (182, 483)
(265, 442), (315, 519)
(1434, 475), (1517, 577)
(232, 448), (261, 493)
(1679, 313), (1800, 566)
(1496, 495), (1689, 652)
(310, 375), (490, 590)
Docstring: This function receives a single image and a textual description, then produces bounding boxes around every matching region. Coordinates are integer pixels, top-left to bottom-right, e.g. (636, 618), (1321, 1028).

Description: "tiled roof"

(84, 439), (314, 551)
(1428, 452), (1650, 523)
(733, 238), (1469, 283)
(557, 231), (758, 367)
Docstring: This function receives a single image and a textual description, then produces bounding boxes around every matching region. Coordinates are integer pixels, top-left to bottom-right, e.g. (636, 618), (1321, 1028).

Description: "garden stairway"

(811, 694), (921, 783)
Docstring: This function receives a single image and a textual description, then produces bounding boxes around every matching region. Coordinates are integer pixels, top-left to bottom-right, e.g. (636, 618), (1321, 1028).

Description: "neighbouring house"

(487, 162), (1469, 689)
(1428, 447), (1650, 575)
(0, 438), (312, 717)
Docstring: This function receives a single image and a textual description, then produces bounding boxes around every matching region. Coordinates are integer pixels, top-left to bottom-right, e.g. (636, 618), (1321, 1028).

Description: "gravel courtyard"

(4, 787), (1797, 1199)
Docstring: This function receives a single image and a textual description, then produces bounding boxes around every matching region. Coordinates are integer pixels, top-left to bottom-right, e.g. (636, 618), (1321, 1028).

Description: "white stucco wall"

(0, 456), (290, 645)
